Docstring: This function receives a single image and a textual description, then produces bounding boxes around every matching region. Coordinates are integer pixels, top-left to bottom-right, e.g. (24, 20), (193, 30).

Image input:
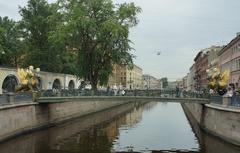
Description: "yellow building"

(108, 64), (143, 89)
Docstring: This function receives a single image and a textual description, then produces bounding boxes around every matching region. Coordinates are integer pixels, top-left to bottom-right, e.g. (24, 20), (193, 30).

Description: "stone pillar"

(7, 93), (15, 104)
(222, 95), (231, 107)
(32, 91), (39, 102)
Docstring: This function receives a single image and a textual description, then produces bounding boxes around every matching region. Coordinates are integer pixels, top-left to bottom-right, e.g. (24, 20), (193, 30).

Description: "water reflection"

(112, 103), (199, 152)
(0, 102), (240, 153)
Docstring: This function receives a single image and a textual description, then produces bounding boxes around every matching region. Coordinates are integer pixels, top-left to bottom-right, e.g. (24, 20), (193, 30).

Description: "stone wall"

(0, 101), (139, 153)
(182, 103), (240, 153)
(0, 99), (133, 142)
(182, 103), (203, 124)
(203, 104), (240, 145)
(183, 103), (240, 146)
(0, 67), (81, 94)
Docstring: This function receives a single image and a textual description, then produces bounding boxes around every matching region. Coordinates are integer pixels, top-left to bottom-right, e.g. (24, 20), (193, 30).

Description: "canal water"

(0, 102), (240, 153)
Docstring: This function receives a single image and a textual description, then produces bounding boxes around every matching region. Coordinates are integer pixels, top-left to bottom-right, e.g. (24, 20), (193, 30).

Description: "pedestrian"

(113, 84), (118, 96)
(121, 89), (125, 96)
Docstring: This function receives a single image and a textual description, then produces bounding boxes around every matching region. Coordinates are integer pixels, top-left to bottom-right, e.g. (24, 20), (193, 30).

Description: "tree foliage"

(19, 0), (64, 72)
(0, 0), (141, 91)
(161, 77), (168, 89)
(54, 0), (141, 90)
(0, 17), (24, 67)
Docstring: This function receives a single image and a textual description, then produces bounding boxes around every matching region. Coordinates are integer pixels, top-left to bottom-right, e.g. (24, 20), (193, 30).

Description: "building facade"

(207, 46), (223, 71)
(194, 51), (208, 91)
(142, 74), (160, 89)
(182, 75), (188, 90)
(188, 64), (196, 91)
(167, 81), (178, 90)
(219, 33), (240, 87)
(108, 64), (143, 90)
(126, 65), (143, 89)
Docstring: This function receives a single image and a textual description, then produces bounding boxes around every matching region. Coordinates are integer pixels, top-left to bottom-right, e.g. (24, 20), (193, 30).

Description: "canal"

(0, 102), (240, 153)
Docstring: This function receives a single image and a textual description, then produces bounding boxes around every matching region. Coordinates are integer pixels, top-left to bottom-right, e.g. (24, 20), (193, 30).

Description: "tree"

(0, 17), (24, 67)
(161, 77), (168, 89)
(19, 0), (65, 72)
(54, 0), (141, 91)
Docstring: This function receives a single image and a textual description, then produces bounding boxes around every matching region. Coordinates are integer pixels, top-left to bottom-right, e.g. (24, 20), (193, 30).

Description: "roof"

(194, 51), (203, 62)
(218, 35), (240, 56)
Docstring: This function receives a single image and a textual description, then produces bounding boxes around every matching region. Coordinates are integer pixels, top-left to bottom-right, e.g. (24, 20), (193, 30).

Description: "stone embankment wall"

(0, 102), (139, 153)
(183, 103), (240, 146)
(0, 98), (134, 142)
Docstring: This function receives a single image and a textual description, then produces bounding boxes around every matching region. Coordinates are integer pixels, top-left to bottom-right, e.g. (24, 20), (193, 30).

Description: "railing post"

(222, 95), (231, 107)
(7, 93), (15, 104)
(32, 91), (39, 102)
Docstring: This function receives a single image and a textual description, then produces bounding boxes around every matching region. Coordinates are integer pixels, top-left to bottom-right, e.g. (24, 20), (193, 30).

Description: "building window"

(238, 59), (240, 70)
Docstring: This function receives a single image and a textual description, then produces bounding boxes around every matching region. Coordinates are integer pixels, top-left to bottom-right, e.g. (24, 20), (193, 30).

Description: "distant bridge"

(37, 96), (209, 104)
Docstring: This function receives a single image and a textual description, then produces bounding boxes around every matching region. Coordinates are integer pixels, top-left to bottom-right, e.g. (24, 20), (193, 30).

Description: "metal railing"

(231, 96), (240, 107)
(14, 92), (33, 103)
(210, 95), (223, 105)
(1, 89), (239, 108)
(39, 89), (240, 108)
(0, 92), (33, 105)
(0, 94), (8, 104)
(39, 89), (210, 99)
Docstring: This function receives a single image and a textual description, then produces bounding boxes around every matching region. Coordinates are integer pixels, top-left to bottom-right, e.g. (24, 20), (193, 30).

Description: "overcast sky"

(1, 0), (240, 81)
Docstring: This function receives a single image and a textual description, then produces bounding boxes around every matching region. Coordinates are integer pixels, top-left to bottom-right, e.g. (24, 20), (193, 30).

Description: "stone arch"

(68, 80), (75, 90)
(2, 74), (19, 93)
(52, 78), (61, 90)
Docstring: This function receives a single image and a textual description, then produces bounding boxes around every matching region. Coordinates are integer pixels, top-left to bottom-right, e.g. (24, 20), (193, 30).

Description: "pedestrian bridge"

(37, 96), (209, 104)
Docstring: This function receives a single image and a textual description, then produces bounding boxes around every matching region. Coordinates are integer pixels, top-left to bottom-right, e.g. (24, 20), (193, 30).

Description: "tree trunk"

(91, 70), (98, 94)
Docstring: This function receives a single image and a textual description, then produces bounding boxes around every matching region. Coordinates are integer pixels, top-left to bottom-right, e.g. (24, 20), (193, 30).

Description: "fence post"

(222, 95), (231, 107)
(32, 91), (39, 102)
(7, 93), (15, 104)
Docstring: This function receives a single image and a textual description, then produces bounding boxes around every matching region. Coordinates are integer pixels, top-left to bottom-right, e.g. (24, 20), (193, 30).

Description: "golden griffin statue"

(15, 66), (40, 92)
(208, 68), (230, 95)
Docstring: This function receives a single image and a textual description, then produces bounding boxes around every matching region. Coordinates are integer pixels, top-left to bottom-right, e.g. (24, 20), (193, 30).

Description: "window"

(236, 59), (240, 70)
(238, 59), (240, 70)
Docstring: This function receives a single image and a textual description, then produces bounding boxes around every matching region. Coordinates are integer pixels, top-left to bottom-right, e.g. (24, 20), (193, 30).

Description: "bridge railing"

(39, 89), (240, 107)
(39, 89), (210, 99)
(210, 95), (223, 105)
(0, 92), (33, 105)
(1, 89), (239, 107)
(208, 94), (240, 107)
(230, 96), (240, 107)
(0, 94), (8, 105)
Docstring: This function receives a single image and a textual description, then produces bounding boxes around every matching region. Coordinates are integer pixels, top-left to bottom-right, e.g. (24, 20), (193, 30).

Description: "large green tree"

(19, 0), (78, 74)
(19, 0), (65, 72)
(54, 0), (141, 90)
(0, 17), (23, 67)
